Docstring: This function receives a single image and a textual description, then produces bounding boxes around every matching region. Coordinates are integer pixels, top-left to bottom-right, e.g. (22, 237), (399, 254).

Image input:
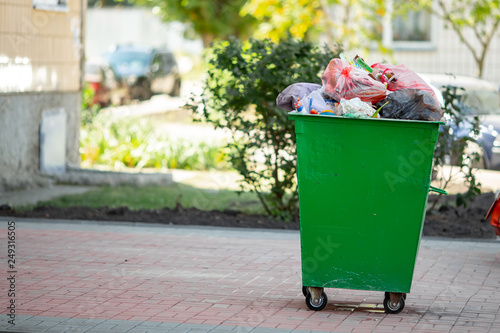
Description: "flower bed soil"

(0, 192), (497, 239)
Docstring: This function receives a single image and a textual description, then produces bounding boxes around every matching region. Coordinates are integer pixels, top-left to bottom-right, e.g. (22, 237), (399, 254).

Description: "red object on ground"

(485, 193), (500, 236)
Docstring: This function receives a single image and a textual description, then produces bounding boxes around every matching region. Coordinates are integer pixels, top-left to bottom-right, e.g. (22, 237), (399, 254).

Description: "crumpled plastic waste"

(276, 82), (322, 111)
(337, 98), (379, 118)
(375, 88), (443, 121)
(371, 63), (439, 103)
(277, 54), (443, 122)
(295, 87), (340, 115)
(322, 58), (387, 104)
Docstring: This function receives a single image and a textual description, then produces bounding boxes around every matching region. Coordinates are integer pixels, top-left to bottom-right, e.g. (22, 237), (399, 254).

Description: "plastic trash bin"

(289, 114), (443, 314)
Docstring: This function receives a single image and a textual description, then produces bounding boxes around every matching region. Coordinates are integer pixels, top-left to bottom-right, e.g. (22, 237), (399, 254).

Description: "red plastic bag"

(322, 59), (387, 104)
(371, 63), (439, 103)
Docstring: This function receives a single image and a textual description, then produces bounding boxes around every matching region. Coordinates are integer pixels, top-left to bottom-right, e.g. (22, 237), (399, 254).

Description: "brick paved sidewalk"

(0, 219), (499, 333)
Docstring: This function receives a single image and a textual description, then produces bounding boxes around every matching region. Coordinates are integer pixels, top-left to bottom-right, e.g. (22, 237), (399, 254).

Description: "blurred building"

(0, 0), (85, 190)
(335, 1), (500, 83)
(383, 3), (500, 83)
(85, 7), (203, 60)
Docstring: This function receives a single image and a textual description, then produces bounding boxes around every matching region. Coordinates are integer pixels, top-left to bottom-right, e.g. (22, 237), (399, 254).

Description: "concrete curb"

(54, 167), (173, 187)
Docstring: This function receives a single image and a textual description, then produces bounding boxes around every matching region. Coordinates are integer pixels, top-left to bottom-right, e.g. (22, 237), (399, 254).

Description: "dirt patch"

(423, 192), (497, 239)
(0, 192), (498, 239)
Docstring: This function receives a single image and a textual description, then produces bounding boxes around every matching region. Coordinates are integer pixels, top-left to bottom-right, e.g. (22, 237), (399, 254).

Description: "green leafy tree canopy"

(241, 0), (324, 42)
(132, 0), (257, 47)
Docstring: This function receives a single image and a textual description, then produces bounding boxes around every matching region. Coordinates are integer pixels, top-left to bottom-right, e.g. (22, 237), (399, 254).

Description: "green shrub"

(81, 83), (101, 127)
(80, 81), (229, 171)
(187, 38), (340, 221)
(80, 114), (229, 171)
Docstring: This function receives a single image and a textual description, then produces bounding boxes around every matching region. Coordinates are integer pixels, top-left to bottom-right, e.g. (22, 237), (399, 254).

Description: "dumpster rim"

(288, 112), (444, 126)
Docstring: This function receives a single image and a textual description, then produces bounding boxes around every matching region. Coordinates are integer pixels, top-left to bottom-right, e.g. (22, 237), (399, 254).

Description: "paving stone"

(248, 327), (293, 333)
(163, 326), (192, 333)
(85, 327), (115, 333)
(144, 329), (181, 333)
(86, 325), (120, 332)
(0, 219), (499, 333)
(156, 322), (181, 329)
(209, 326), (238, 332)
(122, 328), (149, 333)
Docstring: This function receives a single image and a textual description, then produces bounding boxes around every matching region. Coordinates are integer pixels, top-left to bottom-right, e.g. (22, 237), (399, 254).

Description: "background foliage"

(241, 0), (324, 42)
(427, 0), (500, 78)
(132, 0), (256, 47)
(80, 116), (228, 170)
(128, 0), (499, 78)
(431, 84), (482, 210)
(187, 38), (340, 220)
(80, 87), (229, 171)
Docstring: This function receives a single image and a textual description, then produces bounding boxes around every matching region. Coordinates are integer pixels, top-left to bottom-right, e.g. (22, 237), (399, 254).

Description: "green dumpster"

(290, 114), (442, 314)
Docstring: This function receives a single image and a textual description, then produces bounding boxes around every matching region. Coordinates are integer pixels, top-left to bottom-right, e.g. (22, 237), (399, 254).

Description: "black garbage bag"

(376, 88), (443, 121)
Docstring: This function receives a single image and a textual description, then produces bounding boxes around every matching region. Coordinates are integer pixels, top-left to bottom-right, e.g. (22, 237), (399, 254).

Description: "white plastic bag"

(303, 89), (328, 114)
(337, 98), (377, 118)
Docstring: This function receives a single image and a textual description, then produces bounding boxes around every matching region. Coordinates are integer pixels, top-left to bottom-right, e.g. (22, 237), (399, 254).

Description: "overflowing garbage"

(277, 54), (443, 121)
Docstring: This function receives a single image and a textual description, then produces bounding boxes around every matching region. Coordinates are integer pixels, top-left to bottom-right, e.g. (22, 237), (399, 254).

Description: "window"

(383, 0), (435, 50)
(393, 11), (431, 42)
(33, 0), (69, 12)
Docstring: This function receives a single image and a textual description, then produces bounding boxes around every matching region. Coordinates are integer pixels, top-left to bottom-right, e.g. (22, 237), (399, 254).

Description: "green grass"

(26, 183), (265, 215)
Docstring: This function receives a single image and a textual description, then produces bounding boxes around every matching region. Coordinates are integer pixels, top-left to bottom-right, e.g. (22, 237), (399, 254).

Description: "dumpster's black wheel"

(302, 286), (309, 297)
(383, 295), (405, 314)
(305, 291), (328, 311)
(385, 292), (406, 300)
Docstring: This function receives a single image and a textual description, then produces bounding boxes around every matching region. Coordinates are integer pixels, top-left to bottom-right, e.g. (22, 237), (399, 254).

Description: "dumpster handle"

(429, 186), (447, 195)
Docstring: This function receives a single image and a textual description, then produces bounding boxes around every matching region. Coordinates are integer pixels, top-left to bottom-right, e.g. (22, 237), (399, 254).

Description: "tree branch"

(436, 0), (481, 71)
